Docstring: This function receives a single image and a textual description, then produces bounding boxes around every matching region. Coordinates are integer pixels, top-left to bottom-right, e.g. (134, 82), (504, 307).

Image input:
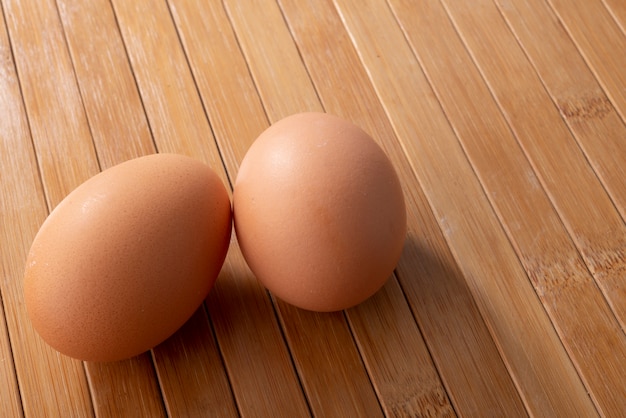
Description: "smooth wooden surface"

(1, 0), (625, 416)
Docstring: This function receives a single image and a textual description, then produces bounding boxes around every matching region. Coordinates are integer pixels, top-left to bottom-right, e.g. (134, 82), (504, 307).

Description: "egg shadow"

(383, 230), (522, 410)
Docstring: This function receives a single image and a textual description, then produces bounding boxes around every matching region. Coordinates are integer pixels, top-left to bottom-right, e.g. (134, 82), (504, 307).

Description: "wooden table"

(1, 0), (625, 416)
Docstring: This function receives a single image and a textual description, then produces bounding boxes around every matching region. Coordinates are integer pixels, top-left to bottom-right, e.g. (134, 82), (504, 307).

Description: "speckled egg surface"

(233, 112), (406, 312)
(24, 153), (232, 362)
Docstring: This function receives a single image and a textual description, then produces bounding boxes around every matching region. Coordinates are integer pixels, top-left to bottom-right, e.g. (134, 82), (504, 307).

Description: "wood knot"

(558, 95), (613, 120)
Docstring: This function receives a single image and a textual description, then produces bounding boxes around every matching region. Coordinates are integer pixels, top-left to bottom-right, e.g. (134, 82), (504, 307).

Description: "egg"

(233, 112), (406, 312)
(24, 153), (232, 362)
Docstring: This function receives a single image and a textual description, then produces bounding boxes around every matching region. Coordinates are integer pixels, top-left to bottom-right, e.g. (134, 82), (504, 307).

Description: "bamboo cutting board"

(1, 0), (625, 416)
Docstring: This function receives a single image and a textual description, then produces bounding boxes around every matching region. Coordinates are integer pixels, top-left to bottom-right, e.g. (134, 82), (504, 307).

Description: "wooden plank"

(54, 2), (168, 416)
(166, 0), (266, 179)
(602, 0), (626, 34)
(495, 0), (626, 222)
(388, 0), (626, 414)
(276, 0), (526, 415)
(221, 0), (430, 415)
(439, 0), (626, 334)
(206, 243), (312, 417)
(85, 358), (164, 418)
(151, 307), (238, 417)
(55, 0), (155, 168)
(222, 0), (321, 117)
(347, 279), (456, 417)
(332, 0), (599, 415)
(100, 0), (243, 416)
(546, 0), (626, 122)
(162, 4), (309, 409)
(1, 0), (97, 415)
(0, 294), (22, 418)
(109, 0), (226, 174)
(0, 12), (25, 418)
(111, 0), (299, 416)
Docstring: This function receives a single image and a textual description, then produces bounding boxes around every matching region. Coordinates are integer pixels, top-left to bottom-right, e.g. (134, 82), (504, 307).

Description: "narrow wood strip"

(166, 0), (268, 179)
(106, 0), (245, 415)
(221, 0), (419, 415)
(347, 278), (456, 417)
(207, 241), (311, 417)
(0, 299), (23, 417)
(277, 0), (525, 414)
(1, 0), (98, 415)
(55, 0), (155, 169)
(222, 0), (322, 117)
(151, 307), (238, 417)
(1, 0), (100, 207)
(602, 0), (626, 35)
(495, 0), (626, 222)
(85, 357), (164, 418)
(439, 0), (626, 333)
(546, 0), (626, 123)
(54, 2), (169, 416)
(333, 0), (599, 415)
(112, 0), (305, 415)
(0, 15), (27, 418)
(110, 0), (227, 177)
(388, 0), (626, 413)
(273, 304), (383, 417)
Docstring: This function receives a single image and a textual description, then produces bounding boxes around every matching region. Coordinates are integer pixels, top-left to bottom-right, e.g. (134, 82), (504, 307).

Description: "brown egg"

(233, 112), (406, 312)
(24, 153), (232, 361)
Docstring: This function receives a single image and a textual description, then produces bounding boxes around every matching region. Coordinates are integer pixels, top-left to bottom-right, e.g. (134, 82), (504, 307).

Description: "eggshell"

(233, 112), (406, 312)
(24, 153), (232, 362)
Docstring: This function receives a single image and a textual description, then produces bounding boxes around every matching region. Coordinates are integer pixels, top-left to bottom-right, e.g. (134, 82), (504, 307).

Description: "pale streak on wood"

(438, 0), (626, 334)
(0, 2), (93, 416)
(332, 0), (599, 415)
(546, 0), (626, 123)
(110, 0), (227, 181)
(221, 0), (399, 416)
(277, 0), (524, 415)
(222, 0), (323, 119)
(55, 1), (169, 416)
(167, 0), (266, 179)
(0, 12), (25, 418)
(56, 0), (155, 170)
(0, 297), (22, 417)
(495, 0), (626, 221)
(74, 0), (239, 415)
(387, 0), (626, 414)
(166, 1), (312, 415)
(601, 0), (626, 39)
(2, 0), (100, 209)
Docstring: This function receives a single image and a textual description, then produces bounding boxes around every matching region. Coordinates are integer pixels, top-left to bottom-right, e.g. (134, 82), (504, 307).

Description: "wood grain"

(1, 0), (625, 415)
(106, 0), (248, 415)
(152, 307), (239, 417)
(437, 0), (626, 334)
(1, 0), (95, 415)
(277, 0), (525, 415)
(547, 0), (626, 123)
(333, 0), (598, 415)
(603, 0), (626, 34)
(54, 1), (168, 415)
(494, 0), (626, 223)
(388, 0), (626, 414)
(222, 1), (386, 415)
(135, 0), (312, 415)
(0, 10), (26, 418)
(0, 300), (21, 417)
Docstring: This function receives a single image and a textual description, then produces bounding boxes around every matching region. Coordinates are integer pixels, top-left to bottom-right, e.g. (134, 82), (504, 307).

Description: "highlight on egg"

(24, 153), (232, 362)
(233, 112), (407, 312)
